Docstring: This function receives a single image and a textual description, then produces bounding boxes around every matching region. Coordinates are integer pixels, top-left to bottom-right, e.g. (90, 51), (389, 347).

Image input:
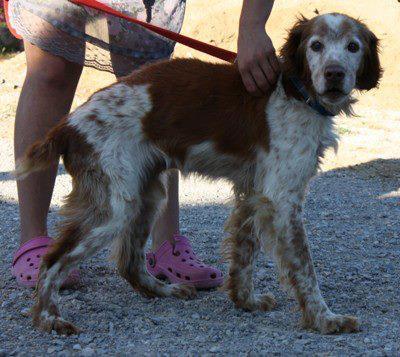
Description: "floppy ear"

(279, 15), (310, 76)
(356, 27), (382, 90)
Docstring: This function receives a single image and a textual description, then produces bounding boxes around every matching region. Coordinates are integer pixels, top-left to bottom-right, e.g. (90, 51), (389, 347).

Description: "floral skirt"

(8, 0), (186, 76)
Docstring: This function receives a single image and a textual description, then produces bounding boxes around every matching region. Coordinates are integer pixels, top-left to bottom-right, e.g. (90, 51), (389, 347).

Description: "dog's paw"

(170, 284), (197, 299)
(309, 313), (359, 334)
(235, 293), (276, 312)
(33, 311), (80, 335)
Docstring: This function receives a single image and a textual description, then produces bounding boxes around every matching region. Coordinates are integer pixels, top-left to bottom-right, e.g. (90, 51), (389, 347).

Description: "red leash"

(69, 0), (237, 63)
(3, 0), (22, 39)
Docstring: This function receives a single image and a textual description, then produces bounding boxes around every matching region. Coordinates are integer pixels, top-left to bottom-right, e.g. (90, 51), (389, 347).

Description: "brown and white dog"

(15, 13), (381, 335)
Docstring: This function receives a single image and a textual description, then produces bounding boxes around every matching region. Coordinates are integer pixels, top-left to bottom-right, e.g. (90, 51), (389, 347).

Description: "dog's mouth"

(322, 88), (348, 102)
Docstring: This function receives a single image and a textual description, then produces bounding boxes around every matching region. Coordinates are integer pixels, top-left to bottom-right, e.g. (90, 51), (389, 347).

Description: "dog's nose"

(324, 65), (345, 82)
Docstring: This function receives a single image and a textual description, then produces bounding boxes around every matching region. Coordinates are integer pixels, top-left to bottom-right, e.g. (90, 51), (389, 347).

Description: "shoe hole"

(27, 275), (31, 281)
(200, 265), (204, 268)
(20, 274), (23, 277)
(36, 255), (40, 258)
(185, 250), (190, 254)
(185, 276), (190, 281)
(27, 258), (31, 262)
(168, 267), (172, 273)
(210, 273), (216, 279)
(181, 259), (186, 262)
(176, 273), (181, 278)
(29, 263), (34, 267)
(156, 274), (168, 282)
(35, 267), (38, 270)
(190, 264), (194, 267)
(189, 257), (193, 260)
(148, 257), (155, 267)
(173, 250), (181, 256)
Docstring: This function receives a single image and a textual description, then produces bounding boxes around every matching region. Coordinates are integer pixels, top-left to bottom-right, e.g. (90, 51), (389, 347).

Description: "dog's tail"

(13, 119), (71, 180)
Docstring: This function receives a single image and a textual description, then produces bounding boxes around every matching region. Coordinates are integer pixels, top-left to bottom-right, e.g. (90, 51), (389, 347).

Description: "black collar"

(288, 76), (334, 117)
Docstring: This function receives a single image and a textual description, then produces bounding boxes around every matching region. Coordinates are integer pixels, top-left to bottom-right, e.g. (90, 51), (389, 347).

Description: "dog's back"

(15, 59), (275, 191)
(124, 59), (272, 163)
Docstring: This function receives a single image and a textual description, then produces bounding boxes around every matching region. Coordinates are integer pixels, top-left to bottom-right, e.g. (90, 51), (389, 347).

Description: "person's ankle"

(19, 228), (48, 246)
(151, 231), (179, 251)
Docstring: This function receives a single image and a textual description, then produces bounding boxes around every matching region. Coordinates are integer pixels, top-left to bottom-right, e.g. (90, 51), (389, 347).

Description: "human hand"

(237, 24), (280, 96)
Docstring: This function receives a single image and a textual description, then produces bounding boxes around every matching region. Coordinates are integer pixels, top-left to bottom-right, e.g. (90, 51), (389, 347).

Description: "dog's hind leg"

(32, 175), (135, 335)
(272, 200), (359, 334)
(32, 216), (113, 335)
(115, 176), (196, 300)
(222, 195), (276, 311)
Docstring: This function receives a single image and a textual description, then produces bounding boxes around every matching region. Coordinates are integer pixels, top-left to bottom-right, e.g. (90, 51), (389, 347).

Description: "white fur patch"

(255, 81), (338, 205)
(324, 13), (344, 32)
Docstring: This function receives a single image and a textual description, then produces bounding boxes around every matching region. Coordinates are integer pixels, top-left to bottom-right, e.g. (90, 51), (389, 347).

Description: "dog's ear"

(280, 15), (310, 76)
(356, 26), (382, 90)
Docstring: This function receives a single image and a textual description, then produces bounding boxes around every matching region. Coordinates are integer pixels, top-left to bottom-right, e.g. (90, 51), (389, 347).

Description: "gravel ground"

(0, 138), (399, 356)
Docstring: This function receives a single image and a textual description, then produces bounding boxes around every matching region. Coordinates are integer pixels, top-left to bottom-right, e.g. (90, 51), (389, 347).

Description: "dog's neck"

(280, 70), (356, 117)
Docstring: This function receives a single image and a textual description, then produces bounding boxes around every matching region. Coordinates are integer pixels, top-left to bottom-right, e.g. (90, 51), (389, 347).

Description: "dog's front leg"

(273, 201), (359, 334)
(223, 197), (276, 312)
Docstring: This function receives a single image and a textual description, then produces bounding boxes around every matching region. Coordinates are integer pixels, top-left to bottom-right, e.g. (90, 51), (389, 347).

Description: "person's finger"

(268, 53), (281, 75)
(259, 59), (277, 87)
(250, 64), (271, 93)
(241, 70), (261, 96)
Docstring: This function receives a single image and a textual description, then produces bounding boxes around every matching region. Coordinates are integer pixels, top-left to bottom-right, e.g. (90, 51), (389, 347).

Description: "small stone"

(149, 317), (162, 325)
(108, 322), (115, 335)
(9, 292), (18, 300)
(78, 334), (94, 344)
(209, 346), (220, 353)
(81, 347), (95, 356)
(73, 343), (82, 350)
(47, 346), (57, 353)
(20, 307), (30, 317)
(293, 345), (304, 353)
(1, 301), (10, 308)
(363, 337), (371, 343)
(195, 336), (205, 343)
(191, 313), (200, 319)
(384, 343), (395, 352)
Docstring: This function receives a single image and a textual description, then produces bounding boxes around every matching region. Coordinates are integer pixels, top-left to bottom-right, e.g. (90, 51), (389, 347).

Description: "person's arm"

(237, 0), (280, 96)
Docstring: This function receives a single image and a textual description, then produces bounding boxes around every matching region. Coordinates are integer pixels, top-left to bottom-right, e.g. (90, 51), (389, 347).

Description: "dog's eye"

(311, 41), (323, 52)
(347, 42), (359, 53)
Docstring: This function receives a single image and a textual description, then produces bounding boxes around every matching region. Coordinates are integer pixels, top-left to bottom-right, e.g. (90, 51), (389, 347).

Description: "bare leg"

(14, 41), (83, 244)
(273, 201), (359, 334)
(223, 195), (276, 311)
(150, 170), (180, 250)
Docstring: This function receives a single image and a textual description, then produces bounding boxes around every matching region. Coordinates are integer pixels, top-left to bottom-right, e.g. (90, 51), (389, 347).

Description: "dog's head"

(280, 13), (382, 110)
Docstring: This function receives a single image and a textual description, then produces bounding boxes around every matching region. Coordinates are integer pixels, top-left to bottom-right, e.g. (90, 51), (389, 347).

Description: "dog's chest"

(256, 86), (338, 198)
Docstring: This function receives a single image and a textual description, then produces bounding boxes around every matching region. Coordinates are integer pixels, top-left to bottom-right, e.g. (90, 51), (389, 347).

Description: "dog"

(14, 12), (381, 335)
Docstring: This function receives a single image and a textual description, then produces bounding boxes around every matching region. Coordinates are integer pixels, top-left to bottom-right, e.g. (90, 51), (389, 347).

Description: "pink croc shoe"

(11, 236), (80, 288)
(146, 235), (223, 289)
